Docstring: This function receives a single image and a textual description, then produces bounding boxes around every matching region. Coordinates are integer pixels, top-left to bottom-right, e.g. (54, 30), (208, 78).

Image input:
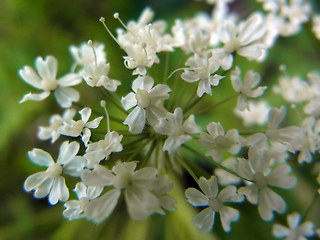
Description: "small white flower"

(181, 52), (224, 97)
(199, 122), (242, 161)
(63, 182), (103, 220)
(38, 108), (76, 143)
(272, 212), (315, 240)
(19, 56), (82, 108)
(69, 42), (106, 67)
(234, 100), (270, 126)
(121, 75), (170, 133)
(155, 107), (201, 154)
(231, 67), (267, 110)
(81, 62), (121, 92)
(81, 162), (174, 223)
(237, 146), (296, 221)
(185, 176), (243, 232)
(58, 107), (103, 146)
(24, 141), (86, 205)
(84, 131), (123, 168)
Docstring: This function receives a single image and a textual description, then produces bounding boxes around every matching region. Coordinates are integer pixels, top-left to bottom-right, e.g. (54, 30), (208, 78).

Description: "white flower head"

(24, 141), (86, 205)
(185, 176), (243, 232)
(121, 75), (171, 133)
(272, 212), (315, 240)
(155, 107), (201, 154)
(19, 56), (82, 108)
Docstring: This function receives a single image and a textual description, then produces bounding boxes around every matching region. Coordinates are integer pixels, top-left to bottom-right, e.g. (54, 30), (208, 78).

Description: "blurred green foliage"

(0, 0), (319, 239)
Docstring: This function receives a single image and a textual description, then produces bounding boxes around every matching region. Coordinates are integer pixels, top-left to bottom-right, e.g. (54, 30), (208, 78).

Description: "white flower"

(199, 122), (242, 161)
(185, 176), (243, 232)
(81, 162), (174, 223)
(19, 56), (82, 108)
(24, 141), (86, 205)
(81, 62), (121, 92)
(231, 67), (267, 110)
(220, 13), (266, 60)
(155, 107), (201, 154)
(237, 146), (296, 220)
(38, 108), (76, 143)
(121, 75), (171, 133)
(58, 107), (103, 146)
(181, 52), (224, 97)
(63, 182), (103, 220)
(234, 100), (270, 126)
(69, 42), (106, 66)
(272, 212), (315, 240)
(84, 131), (123, 168)
(265, 106), (305, 152)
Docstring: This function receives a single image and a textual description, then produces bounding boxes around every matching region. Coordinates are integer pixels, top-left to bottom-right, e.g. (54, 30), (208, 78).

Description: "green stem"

(178, 155), (199, 183)
(183, 95), (203, 114)
(182, 144), (252, 182)
(302, 191), (319, 221)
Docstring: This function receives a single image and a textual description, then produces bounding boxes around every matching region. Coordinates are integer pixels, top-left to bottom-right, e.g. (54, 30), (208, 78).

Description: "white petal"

(86, 117), (103, 129)
(34, 177), (54, 199)
(197, 79), (211, 97)
(219, 206), (240, 232)
(48, 177), (69, 205)
(230, 67), (242, 92)
(79, 108), (91, 123)
(185, 188), (209, 206)
(81, 167), (113, 187)
(192, 207), (215, 233)
(58, 73), (82, 87)
(132, 75), (154, 93)
(19, 66), (42, 89)
(35, 56), (57, 80)
(86, 189), (120, 224)
(123, 107), (146, 134)
(181, 71), (199, 82)
(19, 91), (50, 103)
(199, 176), (218, 198)
(54, 87), (80, 108)
(287, 212), (301, 229)
(57, 141), (79, 164)
(121, 92), (137, 110)
(267, 164), (296, 189)
(258, 188), (286, 221)
(238, 185), (258, 204)
(81, 128), (91, 146)
(218, 185), (243, 203)
(163, 135), (191, 154)
(24, 171), (47, 192)
(63, 156), (86, 177)
(74, 182), (88, 199)
(272, 224), (290, 238)
(28, 148), (54, 167)
(183, 115), (201, 134)
(149, 84), (171, 99)
(268, 106), (286, 129)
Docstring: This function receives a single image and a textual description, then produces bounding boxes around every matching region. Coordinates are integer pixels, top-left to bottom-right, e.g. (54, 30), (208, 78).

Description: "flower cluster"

(20, 0), (320, 238)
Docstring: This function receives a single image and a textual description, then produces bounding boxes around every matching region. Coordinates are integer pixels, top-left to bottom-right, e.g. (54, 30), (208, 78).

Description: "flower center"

(45, 163), (63, 178)
(215, 136), (231, 148)
(113, 171), (131, 190)
(135, 89), (151, 108)
(79, 197), (89, 211)
(253, 172), (268, 189)
(208, 197), (223, 212)
(41, 78), (58, 91)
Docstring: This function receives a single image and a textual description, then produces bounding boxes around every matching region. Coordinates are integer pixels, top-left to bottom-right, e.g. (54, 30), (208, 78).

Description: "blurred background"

(1, 0), (319, 239)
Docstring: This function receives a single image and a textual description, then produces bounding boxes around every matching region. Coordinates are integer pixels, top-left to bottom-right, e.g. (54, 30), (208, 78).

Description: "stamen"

(99, 17), (120, 45)
(100, 100), (110, 133)
(113, 12), (136, 37)
(88, 40), (98, 67)
(167, 67), (202, 80)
